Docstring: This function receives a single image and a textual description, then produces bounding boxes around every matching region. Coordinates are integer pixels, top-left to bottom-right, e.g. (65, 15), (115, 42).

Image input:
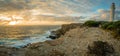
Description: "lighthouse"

(110, 3), (116, 21)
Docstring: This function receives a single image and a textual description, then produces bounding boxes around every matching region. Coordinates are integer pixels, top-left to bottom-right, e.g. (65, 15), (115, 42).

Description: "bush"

(87, 41), (114, 56)
(84, 20), (120, 39)
(84, 20), (100, 27)
(106, 24), (115, 30)
(100, 21), (120, 39)
(113, 21), (120, 29)
(112, 30), (120, 39)
(101, 21), (120, 30)
(101, 22), (114, 29)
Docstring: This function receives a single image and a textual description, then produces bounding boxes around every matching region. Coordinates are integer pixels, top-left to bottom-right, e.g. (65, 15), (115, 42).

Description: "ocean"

(0, 25), (60, 48)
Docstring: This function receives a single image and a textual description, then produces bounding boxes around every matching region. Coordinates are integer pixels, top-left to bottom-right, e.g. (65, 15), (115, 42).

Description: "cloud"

(0, 0), (108, 14)
(0, 0), (120, 25)
(90, 8), (120, 21)
(0, 0), (119, 15)
(0, 0), (27, 12)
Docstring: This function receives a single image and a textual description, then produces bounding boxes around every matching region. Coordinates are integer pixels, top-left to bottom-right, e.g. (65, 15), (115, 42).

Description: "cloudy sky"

(0, 0), (120, 25)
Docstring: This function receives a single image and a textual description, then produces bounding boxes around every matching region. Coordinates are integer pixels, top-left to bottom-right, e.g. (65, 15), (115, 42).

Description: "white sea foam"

(1, 31), (52, 48)
(0, 25), (61, 48)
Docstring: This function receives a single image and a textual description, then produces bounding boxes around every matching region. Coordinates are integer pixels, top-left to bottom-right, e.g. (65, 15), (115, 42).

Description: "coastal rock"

(24, 27), (120, 56)
(0, 46), (17, 56)
(48, 23), (83, 39)
(0, 24), (120, 56)
(48, 35), (58, 39)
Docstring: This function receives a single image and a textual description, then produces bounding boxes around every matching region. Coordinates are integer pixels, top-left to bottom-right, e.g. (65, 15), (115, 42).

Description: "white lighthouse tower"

(110, 3), (116, 22)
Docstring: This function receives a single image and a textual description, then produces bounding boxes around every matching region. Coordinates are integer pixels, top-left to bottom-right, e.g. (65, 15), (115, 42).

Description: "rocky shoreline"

(0, 23), (120, 56)
(47, 23), (83, 39)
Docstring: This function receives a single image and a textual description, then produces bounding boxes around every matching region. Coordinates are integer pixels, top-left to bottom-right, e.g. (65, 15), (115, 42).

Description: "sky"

(0, 0), (120, 25)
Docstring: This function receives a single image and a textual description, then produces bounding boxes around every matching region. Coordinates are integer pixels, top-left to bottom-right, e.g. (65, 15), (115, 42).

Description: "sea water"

(0, 25), (60, 48)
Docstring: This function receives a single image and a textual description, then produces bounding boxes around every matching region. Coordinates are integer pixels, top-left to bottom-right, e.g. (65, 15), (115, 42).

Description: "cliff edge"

(0, 23), (120, 56)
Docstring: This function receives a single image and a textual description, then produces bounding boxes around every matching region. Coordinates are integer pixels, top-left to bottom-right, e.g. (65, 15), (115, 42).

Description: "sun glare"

(8, 21), (17, 25)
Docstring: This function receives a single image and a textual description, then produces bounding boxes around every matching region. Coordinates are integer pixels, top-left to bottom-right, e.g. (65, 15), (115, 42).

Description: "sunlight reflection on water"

(0, 25), (60, 48)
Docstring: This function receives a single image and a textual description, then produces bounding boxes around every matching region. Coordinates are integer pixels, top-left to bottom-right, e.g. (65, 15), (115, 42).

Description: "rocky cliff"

(48, 23), (83, 39)
(0, 23), (120, 56)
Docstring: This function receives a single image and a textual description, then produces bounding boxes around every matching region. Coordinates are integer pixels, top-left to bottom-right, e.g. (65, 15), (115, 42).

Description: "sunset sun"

(8, 21), (17, 25)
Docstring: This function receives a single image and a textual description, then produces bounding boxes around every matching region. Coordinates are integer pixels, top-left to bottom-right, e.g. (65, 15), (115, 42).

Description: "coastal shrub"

(100, 21), (120, 39)
(84, 20), (100, 27)
(84, 20), (120, 39)
(87, 41), (115, 56)
(101, 22), (114, 29)
(106, 24), (115, 30)
(113, 21), (120, 29)
(116, 30), (120, 39)
(112, 30), (120, 39)
(101, 21), (120, 30)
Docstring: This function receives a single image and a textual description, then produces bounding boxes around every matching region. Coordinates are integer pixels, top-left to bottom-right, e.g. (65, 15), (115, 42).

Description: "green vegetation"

(87, 41), (114, 56)
(84, 20), (100, 27)
(101, 21), (120, 39)
(84, 20), (120, 40)
(100, 21), (120, 30)
(101, 22), (114, 30)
